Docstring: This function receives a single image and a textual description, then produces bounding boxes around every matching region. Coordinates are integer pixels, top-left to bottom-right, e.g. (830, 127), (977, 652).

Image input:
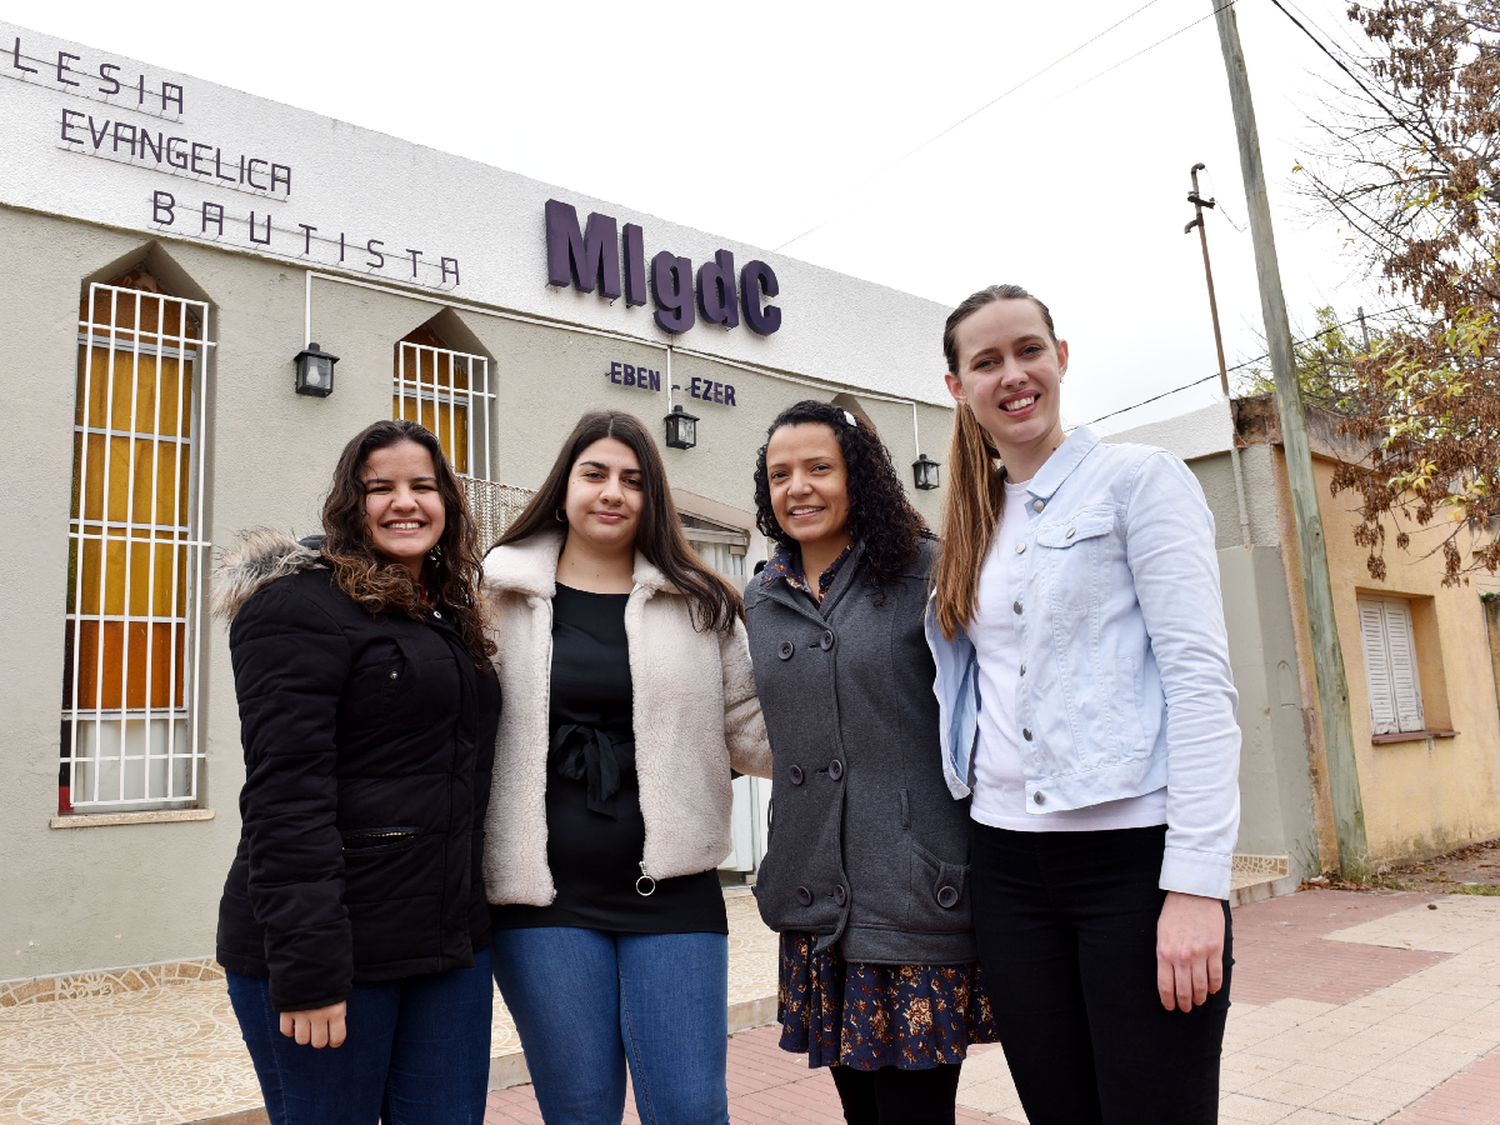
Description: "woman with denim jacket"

(927, 285), (1241, 1125)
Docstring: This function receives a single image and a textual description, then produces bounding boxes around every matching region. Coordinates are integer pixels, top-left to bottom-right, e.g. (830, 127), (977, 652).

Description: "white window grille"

(1358, 595), (1425, 734)
(393, 340), (494, 483)
(62, 282), (212, 810)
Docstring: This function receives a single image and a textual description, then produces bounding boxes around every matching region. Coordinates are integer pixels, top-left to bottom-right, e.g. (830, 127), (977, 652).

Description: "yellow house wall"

(1285, 452), (1500, 865)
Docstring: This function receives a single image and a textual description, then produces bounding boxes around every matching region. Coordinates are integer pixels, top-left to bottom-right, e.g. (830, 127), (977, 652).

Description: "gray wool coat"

(745, 537), (978, 965)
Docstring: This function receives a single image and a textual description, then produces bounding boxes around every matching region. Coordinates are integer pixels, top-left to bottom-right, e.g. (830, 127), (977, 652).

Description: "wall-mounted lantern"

(912, 452), (942, 491)
(664, 404), (699, 450)
(294, 342), (339, 397)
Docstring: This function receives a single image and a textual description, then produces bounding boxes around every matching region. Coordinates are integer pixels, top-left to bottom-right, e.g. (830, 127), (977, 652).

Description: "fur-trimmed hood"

(212, 528), (327, 622)
(482, 528), (674, 601)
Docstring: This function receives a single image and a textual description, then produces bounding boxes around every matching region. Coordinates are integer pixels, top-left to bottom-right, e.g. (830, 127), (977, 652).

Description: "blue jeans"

(490, 928), (729, 1125)
(226, 949), (493, 1125)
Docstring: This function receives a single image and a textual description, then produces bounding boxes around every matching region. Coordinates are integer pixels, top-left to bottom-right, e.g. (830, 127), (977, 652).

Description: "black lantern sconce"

(664, 404), (700, 450)
(294, 342), (339, 397)
(912, 452), (942, 491)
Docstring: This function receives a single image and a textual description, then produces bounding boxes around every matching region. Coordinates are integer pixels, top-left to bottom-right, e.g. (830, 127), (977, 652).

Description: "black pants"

(969, 823), (1231, 1125)
(829, 1063), (963, 1125)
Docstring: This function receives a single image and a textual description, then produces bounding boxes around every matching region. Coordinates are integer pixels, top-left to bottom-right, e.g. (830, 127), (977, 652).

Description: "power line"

(1036, 0), (1235, 109)
(772, 0), (1166, 253)
(1082, 304), (1414, 427)
(1266, 0), (1409, 135)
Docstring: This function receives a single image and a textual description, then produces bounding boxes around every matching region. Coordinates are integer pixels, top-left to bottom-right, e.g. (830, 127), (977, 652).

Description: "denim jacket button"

(1015, 541), (1026, 554)
(1065, 527), (1076, 539)
(1033, 791), (1046, 805)
(1012, 600), (1022, 615)
(796, 886), (813, 906)
(937, 885), (959, 909)
(1019, 663), (1026, 676)
(1033, 499), (1045, 512)
(1022, 728), (1033, 741)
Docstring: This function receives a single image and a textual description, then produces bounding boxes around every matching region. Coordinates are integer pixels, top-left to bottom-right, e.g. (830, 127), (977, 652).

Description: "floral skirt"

(776, 931), (999, 1071)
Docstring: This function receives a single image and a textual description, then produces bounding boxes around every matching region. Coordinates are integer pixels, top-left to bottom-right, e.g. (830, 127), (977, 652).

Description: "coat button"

(389, 671), (399, 679)
(432, 609), (443, 618)
(1015, 541), (1026, 554)
(796, 886), (813, 906)
(1033, 791), (1046, 805)
(1033, 499), (1045, 512)
(833, 884), (847, 906)
(937, 885), (959, 909)
(778, 640), (795, 661)
(819, 630), (835, 651)
(1012, 600), (1022, 615)
(828, 759), (844, 781)
(1022, 728), (1033, 741)
(788, 765), (804, 786)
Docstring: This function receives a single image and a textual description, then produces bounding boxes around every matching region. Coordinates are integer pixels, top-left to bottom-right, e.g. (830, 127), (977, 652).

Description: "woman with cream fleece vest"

(481, 409), (770, 1125)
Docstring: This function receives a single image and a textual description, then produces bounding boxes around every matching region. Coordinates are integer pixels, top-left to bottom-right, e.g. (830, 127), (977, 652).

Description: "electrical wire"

(772, 0), (1166, 252)
(1082, 303), (1414, 427)
(1266, 0), (1409, 134)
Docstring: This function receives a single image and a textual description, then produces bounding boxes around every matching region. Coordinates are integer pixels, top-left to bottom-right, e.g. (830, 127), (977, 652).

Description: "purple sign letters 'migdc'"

(544, 200), (781, 336)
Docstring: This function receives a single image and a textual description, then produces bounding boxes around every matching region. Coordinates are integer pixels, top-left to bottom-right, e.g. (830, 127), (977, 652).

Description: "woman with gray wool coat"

(744, 400), (997, 1125)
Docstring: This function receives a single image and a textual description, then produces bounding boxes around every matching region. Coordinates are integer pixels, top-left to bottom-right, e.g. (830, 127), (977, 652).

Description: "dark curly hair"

(322, 418), (495, 663)
(752, 400), (929, 599)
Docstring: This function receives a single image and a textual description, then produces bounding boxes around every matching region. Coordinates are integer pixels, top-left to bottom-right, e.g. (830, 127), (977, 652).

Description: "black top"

(218, 564), (500, 1012)
(490, 583), (726, 934)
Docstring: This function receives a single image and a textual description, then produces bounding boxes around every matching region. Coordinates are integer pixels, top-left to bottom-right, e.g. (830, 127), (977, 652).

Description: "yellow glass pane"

(74, 348), (191, 438)
(76, 535), (188, 618)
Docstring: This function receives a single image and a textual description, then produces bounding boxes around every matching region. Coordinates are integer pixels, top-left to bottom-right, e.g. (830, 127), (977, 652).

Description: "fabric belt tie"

(549, 723), (635, 818)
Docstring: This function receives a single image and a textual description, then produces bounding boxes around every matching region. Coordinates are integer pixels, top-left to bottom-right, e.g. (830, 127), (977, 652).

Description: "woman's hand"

(279, 1002), (348, 1048)
(1156, 891), (1225, 1012)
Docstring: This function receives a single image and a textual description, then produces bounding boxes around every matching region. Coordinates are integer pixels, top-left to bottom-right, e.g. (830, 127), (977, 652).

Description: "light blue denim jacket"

(925, 426), (1240, 899)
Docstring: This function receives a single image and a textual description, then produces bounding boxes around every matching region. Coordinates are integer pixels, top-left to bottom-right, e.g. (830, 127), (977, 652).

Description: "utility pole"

(1185, 163), (1252, 547)
(1212, 1), (1369, 876)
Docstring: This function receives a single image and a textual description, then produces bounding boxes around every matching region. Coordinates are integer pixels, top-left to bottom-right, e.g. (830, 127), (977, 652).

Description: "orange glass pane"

(72, 621), (185, 710)
(79, 282), (201, 349)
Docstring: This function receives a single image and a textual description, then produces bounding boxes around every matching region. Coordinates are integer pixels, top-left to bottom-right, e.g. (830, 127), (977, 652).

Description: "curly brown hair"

(752, 400), (929, 600)
(321, 419), (495, 663)
(497, 410), (742, 634)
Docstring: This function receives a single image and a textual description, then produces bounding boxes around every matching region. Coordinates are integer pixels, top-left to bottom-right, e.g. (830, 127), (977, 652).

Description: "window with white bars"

(680, 514), (749, 581)
(393, 328), (494, 484)
(61, 274), (212, 811)
(1357, 595), (1425, 735)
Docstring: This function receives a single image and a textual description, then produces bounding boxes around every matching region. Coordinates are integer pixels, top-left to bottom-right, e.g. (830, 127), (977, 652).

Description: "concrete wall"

(0, 205), (956, 979)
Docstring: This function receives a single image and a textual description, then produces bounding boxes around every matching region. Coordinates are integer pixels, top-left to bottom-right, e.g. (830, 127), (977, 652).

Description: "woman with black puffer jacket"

(213, 419), (500, 1125)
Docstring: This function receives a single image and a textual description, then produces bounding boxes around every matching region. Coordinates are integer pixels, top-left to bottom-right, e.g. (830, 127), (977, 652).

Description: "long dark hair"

(498, 410), (741, 634)
(933, 283), (1057, 640)
(322, 419), (495, 662)
(752, 400), (928, 600)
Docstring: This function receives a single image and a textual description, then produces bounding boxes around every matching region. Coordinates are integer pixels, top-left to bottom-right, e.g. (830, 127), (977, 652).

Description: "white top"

(969, 479), (1168, 832)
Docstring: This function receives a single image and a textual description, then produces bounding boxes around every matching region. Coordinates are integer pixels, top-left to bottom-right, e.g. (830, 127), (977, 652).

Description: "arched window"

(61, 267), (211, 811)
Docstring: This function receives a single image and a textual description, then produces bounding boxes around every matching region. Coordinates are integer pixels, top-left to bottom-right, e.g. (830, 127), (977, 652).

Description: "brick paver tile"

(1385, 1046), (1500, 1125)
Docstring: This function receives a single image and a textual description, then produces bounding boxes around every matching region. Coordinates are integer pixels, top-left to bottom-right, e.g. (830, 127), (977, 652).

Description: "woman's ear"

(944, 370), (966, 404)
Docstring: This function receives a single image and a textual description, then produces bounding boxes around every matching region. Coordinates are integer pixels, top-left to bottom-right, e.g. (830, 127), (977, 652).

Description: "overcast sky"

(10, 0), (1387, 434)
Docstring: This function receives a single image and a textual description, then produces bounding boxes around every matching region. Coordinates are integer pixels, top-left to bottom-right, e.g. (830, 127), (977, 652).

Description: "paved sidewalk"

(484, 889), (1500, 1125)
(5, 887), (1500, 1124)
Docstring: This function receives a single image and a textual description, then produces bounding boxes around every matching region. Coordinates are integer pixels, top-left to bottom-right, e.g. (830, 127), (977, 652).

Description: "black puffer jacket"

(213, 530), (500, 1012)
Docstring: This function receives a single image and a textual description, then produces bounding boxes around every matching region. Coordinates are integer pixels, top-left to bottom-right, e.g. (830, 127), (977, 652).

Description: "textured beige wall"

(0, 207), (955, 978)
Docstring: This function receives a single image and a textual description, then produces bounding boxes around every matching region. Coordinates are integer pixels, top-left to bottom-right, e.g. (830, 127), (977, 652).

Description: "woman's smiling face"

(765, 423), (852, 559)
(362, 440), (446, 577)
(945, 298), (1069, 474)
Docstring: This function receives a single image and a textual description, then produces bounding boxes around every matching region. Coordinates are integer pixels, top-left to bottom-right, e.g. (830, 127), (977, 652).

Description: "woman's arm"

(230, 579), (355, 1017)
(720, 619), (772, 778)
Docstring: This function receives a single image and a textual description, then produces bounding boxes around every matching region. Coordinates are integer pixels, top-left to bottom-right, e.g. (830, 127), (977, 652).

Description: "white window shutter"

(1359, 598), (1397, 735)
(1383, 599), (1425, 732)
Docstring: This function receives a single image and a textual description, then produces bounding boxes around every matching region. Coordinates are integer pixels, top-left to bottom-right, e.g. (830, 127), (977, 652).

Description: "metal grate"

(393, 341), (495, 483)
(62, 282), (213, 810)
(463, 479), (536, 550)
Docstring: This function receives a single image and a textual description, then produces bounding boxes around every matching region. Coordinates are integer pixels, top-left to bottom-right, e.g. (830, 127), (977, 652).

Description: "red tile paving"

(1231, 887), (1450, 1005)
(483, 1026), (1022, 1125)
(1386, 1045), (1500, 1124)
